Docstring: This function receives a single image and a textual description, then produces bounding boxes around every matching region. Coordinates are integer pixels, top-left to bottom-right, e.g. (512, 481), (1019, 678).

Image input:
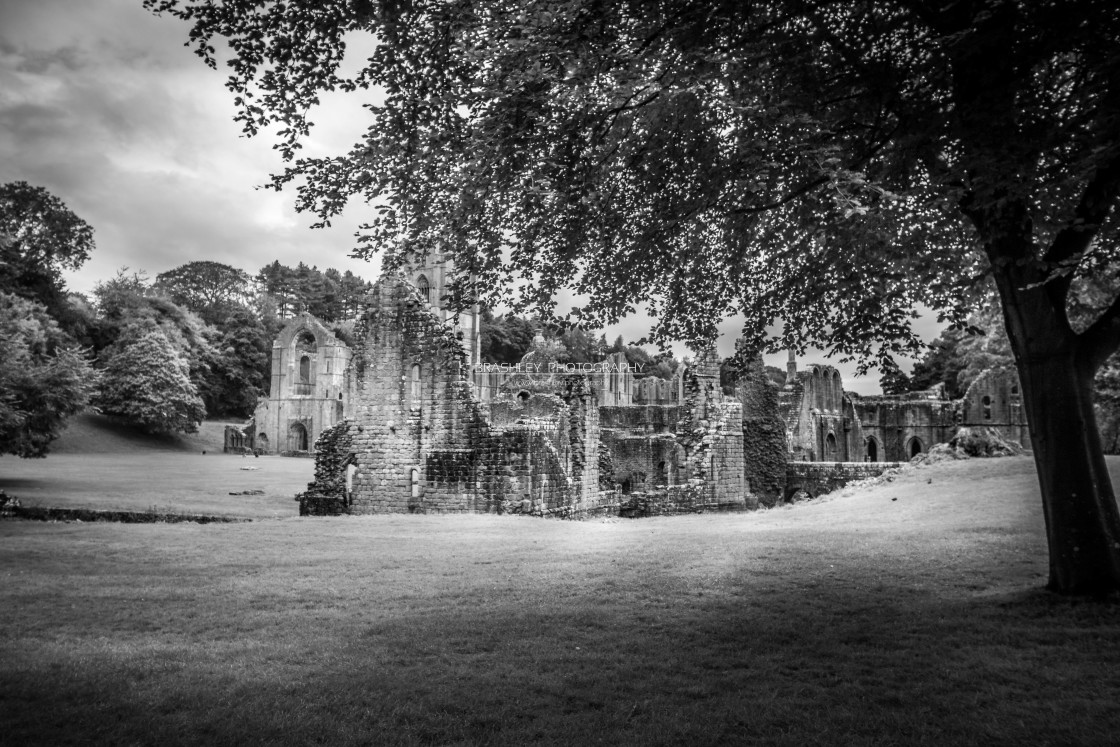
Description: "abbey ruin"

(226, 262), (1029, 516)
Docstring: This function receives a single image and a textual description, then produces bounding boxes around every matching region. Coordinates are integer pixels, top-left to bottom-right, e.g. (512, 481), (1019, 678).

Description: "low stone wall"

(618, 485), (748, 518)
(8, 506), (251, 524)
(784, 461), (901, 500)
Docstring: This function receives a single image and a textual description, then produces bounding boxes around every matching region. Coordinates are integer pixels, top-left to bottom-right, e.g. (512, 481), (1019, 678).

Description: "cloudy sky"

(0, 0), (937, 393)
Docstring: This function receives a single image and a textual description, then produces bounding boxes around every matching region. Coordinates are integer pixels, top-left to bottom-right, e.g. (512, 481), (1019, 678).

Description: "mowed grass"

(0, 453), (310, 518)
(3, 456), (1120, 745)
(0, 415), (311, 518)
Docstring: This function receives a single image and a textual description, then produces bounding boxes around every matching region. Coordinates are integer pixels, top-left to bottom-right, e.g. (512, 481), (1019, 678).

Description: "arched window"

(825, 433), (838, 461)
(982, 394), (992, 420)
(411, 467), (421, 499)
(410, 364), (422, 408)
(293, 330), (316, 393)
(908, 437), (923, 459)
(417, 274), (431, 304)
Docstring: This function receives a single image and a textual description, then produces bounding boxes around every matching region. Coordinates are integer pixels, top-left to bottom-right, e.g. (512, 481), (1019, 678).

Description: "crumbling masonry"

(231, 269), (1029, 516)
(291, 275), (744, 516)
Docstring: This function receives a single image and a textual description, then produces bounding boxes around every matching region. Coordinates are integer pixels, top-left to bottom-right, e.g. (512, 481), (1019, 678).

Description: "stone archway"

(866, 437), (879, 462)
(907, 436), (923, 459)
(290, 422), (309, 452)
(825, 432), (838, 461)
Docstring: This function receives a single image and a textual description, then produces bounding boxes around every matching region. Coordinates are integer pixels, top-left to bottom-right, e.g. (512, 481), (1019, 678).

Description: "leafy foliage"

(479, 306), (536, 363)
(200, 306), (270, 418)
(256, 261), (371, 322)
(93, 331), (206, 434)
(92, 269), (217, 389)
(154, 261), (252, 325)
(147, 0), (1120, 592)
(0, 182), (94, 312)
(0, 293), (97, 457)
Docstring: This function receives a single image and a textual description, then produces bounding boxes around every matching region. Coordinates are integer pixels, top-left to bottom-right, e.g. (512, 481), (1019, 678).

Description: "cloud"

(0, 0), (940, 394)
(0, 0), (379, 296)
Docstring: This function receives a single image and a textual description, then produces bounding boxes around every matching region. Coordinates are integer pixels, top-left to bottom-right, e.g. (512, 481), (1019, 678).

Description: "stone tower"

(403, 252), (481, 366)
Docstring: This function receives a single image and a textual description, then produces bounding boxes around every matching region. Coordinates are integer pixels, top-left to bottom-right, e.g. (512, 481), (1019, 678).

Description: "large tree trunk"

(994, 269), (1120, 595)
(1016, 348), (1120, 594)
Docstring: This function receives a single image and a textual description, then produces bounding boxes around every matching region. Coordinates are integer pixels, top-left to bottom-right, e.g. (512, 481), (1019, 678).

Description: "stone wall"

(297, 420), (355, 515)
(251, 312), (351, 454)
(633, 376), (680, 405)
(854, 397), (957, 462)
(736, 353), (787, 506)
(598, 432), (681, 492)
(960, 368), (1029, 446)
(618, 484), (749, 517)
(599, 405), (680, 433)
(306, 274), (602, 517)
(785, 461), (901, 501)
(676, 365), (745, 507)
(779, 363), (865, 463)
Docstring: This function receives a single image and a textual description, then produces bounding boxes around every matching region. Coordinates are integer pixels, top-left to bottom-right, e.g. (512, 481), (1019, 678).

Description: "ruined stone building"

(854, 367), (1027, 462)
(245, 312), (352, 454)
(779, 352), (1029, 464)
(283, 273), (744, 516)
(230, 259), (1028, 514)
(779, 354), (866, 463)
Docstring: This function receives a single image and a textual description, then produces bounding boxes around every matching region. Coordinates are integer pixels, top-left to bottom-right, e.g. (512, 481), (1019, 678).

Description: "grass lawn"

(0, 414), (311, 518)
(3, 456), (1120, 745)
(0, 453), (310, 518)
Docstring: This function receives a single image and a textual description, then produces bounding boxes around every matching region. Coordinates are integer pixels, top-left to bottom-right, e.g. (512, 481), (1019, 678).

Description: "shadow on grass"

(4, 564), (1119, 746)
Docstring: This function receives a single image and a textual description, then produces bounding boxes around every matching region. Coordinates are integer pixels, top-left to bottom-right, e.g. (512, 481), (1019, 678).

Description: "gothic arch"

(906, 436), (924, 459)
(289, 422), (310, 452)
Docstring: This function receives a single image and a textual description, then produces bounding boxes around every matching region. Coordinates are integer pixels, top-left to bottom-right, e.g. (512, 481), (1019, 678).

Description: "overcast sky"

(0, 0), (940, 393)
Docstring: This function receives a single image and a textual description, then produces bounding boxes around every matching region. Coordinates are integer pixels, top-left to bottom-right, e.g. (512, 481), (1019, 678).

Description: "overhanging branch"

(1081, 291), (1120, 373)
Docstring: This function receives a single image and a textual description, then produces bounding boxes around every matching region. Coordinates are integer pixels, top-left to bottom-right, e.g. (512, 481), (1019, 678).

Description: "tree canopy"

(148, 0), (1120, 594)
(0, 181), (95, 319)
(0, 292), (98, 457)
(93, 330), (206, 435)
(154, 261), (253, 324)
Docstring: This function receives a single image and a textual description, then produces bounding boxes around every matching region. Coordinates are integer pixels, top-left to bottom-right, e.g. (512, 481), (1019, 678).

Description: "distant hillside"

(48, 413), (237, 455)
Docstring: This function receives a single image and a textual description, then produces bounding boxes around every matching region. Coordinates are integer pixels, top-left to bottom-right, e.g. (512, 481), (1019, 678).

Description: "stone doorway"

(290, 422), (309, 452)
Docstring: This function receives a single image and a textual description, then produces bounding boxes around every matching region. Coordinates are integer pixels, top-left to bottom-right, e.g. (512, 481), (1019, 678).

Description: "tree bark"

(947, 2), (1120, 595)
(993, 265), (1120, 595)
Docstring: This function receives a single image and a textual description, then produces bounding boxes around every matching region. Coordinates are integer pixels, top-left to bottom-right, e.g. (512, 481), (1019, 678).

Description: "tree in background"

(0, 183), (98, 455)
(201, 306), (270, 418)
(906, 328), (970, 398)
(150, 0), (1120, 594)
(0, 293), (98, 457)
(555, 327), (604, 365)
(92, 269), (217, 390)
(154, 261), (252, 325)
(255, 261), (372, 323)
(93, 331), (205, 434)
(479, 307), (536, 363)
(0, 182), (94, 319)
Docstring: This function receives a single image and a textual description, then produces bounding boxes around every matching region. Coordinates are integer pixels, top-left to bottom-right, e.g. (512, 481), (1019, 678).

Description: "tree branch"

(731, 176), (830, 214)
(1081, 290), (1120, 373)
(1043, 153), (1120, 267)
